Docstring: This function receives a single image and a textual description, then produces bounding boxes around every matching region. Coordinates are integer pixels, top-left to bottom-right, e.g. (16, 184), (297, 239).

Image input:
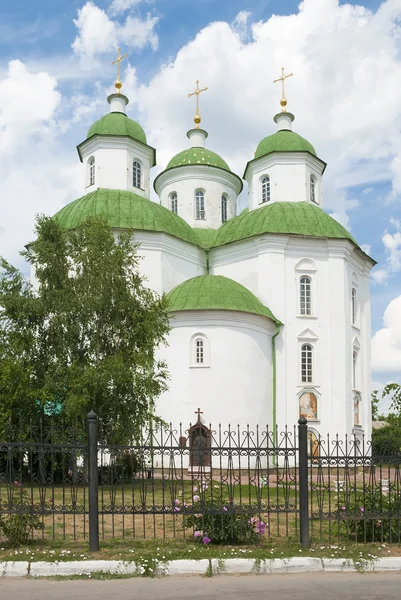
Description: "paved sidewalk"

(1, 572), (401, 600)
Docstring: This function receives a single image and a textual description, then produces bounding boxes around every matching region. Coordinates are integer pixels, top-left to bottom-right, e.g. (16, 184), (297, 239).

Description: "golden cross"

(111, 47), (127, 93)
(273, 67), (293, 112)
(188, 80), (208, 128)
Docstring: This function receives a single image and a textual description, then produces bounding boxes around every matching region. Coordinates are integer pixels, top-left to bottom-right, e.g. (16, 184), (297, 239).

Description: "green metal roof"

(87, 113), (147, 145)
(212, 201), (357, 248)
(53, 189), (198, 246)
(167, 275), (279, 322)
(166, 148), (231, 172)
(192, 228), (217, 249)
(255, 130), (316, 160)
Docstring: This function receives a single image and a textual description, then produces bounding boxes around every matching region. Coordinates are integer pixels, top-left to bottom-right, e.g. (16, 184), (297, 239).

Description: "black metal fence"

(0, 413), (400, 548)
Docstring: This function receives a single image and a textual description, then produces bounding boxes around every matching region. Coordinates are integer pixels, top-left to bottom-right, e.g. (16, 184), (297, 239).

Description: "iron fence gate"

(1, 413), (401, 548)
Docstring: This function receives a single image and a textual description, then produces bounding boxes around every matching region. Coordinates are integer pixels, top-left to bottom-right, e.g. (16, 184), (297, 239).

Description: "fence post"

(88, 410), (100, 552)
(298, 416), (309, 548)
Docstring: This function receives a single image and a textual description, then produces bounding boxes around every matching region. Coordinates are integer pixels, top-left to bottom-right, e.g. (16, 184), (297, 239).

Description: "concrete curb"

(1, 557), (401, 577)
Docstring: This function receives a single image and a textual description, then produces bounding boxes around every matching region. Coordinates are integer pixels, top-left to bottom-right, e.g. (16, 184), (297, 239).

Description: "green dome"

(255, 130), (316, 160)
(167, 275), (278, 322)
(212, 202), (356, 248)
(166, 147), (231, 172)
(87, 112), (147, 145)
(53, 189), (198, 246)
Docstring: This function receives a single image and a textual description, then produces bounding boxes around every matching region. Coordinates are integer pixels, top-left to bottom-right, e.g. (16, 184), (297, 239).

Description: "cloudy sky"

(0, 0), (400, 410)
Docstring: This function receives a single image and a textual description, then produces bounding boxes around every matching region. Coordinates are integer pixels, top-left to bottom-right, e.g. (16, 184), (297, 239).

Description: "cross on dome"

(195, 407), (203, 422)
(273, 67), (293, 112)
(112, 47), (127, 94)
(188, 80), (208, 128)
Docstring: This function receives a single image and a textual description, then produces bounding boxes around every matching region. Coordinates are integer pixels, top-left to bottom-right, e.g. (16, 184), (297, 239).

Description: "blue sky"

(0, 0), (400, 405)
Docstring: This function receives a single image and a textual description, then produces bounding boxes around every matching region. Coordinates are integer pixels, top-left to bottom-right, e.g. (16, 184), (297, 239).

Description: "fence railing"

(0, 413), (400, 548)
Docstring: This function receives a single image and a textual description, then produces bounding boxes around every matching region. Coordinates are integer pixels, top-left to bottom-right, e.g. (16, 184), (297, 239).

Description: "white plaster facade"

(52, 94), (376, 449)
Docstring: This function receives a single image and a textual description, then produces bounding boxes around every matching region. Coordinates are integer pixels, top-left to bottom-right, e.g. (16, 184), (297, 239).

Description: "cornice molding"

(169, 310), (277, 335)
(154, 165), (243, 196)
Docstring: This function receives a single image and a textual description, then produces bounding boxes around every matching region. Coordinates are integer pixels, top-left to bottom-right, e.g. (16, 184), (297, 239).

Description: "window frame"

(195, 190), (206, 221)
(301, 343), (313, 384)
(88, 156), (95, 187)
(132, 160), (142, 189)
(190, 333), (209, 368)
(310, 174), (317, 203)
(260, 175), (271, 204)
(351, 287), (357, 326)
(170, 192), (178, 214)
(300, 275), (312, 316)
(221, 194), (228, 223)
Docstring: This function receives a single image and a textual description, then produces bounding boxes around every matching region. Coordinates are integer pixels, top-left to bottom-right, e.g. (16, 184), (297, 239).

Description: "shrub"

(0, 482), (43, 546)
(335, 487), (401, 542)
(183, 482), (267, 545)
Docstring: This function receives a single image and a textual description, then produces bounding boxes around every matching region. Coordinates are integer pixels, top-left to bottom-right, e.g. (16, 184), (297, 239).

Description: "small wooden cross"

(273, 67), (293, 111)
(188, 80), (208, 128)
(195, 407), (203, 422)
(112, 47), (127, 93)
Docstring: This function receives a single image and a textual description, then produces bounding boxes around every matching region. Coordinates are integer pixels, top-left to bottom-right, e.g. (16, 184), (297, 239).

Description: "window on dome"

(310, 175), (316, 203)
(170, 192), (178, 214)
(88, 157), (95, 187)
(133, 161), (141, 189)
(301, 343), (313, 383)
(261, 176), (271, 203)
(195, 190), (205, 220)
(300, 276), (312, 315)
(221, 194), (228, 223)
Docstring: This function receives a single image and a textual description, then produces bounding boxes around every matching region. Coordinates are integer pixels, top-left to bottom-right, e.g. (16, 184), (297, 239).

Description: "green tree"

(0, 216), (170, 441)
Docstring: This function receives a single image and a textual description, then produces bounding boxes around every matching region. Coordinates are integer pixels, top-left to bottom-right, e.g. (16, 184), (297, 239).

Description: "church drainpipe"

(272, 322), (281, 456)
(205, 249), (210, 274)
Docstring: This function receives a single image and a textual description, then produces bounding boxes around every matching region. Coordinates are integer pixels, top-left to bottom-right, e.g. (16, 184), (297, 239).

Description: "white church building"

(52, 70), (375, 447)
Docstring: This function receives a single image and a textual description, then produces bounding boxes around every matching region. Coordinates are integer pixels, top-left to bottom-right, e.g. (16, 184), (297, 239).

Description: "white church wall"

(246, 153), (324, 211)
(79, 137), (153, 198)
(209, 240), (259, 296)
(155, 166), (240, 230)
(132, 232), (206, 295)
(156, 311), (274, 439)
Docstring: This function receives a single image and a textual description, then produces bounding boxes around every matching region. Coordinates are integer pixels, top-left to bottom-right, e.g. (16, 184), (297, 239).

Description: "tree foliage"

(0, 216), (170, 440)
(371, 383), (401, 456)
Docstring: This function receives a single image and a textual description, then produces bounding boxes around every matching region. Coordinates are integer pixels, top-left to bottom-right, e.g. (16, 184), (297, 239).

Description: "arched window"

(301, 343), (313, 383)
(352, 350), (358, 389)
(351, 287), (356, 325)
(221, 194), (228, 223)
(170, 192), (178, 214)
(196, 338), (204, 364)
(310, 175), (316, 203)
(300, 276), (312, 315)
(261, 176), (270, 203)
(133, 161), (141, 188)
(195, 190), (205, 220)
(88, 157), (95, 186)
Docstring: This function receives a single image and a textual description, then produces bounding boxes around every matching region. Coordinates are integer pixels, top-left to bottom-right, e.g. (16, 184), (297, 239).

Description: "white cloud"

(372, 217), (401, 283)
(0, 61), (78, 268)
(231, 11), (252, 42)
(72, 1), (158, 62)
(361, 243), (372, 255)
(372, 295), (401, 372)
(108, 0), (143, 15)
(371, 269), (388, 284)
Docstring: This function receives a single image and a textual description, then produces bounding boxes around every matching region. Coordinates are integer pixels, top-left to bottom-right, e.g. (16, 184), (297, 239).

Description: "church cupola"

(154, 81), (243, 229)
(244, 68), (326, 212)
(76, 49), (156, 198)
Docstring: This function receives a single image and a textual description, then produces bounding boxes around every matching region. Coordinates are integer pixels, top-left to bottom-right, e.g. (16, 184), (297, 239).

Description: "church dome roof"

(53, 188), (198, 245)
(255, 130), (316, 160)
(212, 201), (356, 248)
(167, 275), (279, 322)
(166, 147), (231, 172)
(87, 112), (147, 145)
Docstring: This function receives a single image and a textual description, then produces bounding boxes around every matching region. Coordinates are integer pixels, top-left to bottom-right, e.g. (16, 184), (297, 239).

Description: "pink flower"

(194, 530), (202, 537)
(202, 536), (210, 545)
(193, 495), (200, 502)
(193, 486), (198, 493)
(174, 506), (181, 512)
(174, 499), (180, 505)
(223, 506), (228, 511)
(14, 481), (21, 487)
(256, 521), (266, 535)
(341, 506), (346, 511)
(49, 498), (53, 503)
(360, 507), (365, 513)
